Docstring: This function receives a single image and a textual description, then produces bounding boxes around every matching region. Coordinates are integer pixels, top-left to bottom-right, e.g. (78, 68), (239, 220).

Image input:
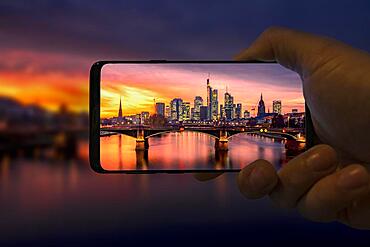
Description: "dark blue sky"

(0, 0), (369, 60)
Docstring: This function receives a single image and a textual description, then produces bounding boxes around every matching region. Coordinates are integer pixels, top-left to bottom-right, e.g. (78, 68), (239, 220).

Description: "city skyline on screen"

(101, 64), (305, 119)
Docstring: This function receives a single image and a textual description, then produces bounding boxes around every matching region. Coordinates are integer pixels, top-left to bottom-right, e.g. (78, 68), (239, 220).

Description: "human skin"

(195, 27), (370, 229)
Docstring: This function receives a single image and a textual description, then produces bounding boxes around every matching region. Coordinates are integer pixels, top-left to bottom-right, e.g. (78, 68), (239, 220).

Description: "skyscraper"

(257, 93), (266, 117)
(206, 76), (212, 120)
(165, 105), (171, 118)
(224, 92), (234, 120)
(211, 89), (218, 120)
(193, 96), (203, 121)
(170, 98), (183, 121)
(181, 102), (190, 121)
(200, 106), (208, 121)
(273, 100), (282, 114)
(141, 111), (150, 122)
(235, 103), (242, 119)
(220, 104), (224, 119)
(118, 96), (123, 121)
(155, 102), (165, 116)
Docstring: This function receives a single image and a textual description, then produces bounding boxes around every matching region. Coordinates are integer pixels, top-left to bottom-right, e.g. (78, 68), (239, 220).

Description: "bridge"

(100, 126), (304, 151)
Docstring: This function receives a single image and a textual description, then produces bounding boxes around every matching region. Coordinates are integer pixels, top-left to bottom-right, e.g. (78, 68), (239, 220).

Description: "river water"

(100, 131), (291, 171)
(1, 136), (369, 245)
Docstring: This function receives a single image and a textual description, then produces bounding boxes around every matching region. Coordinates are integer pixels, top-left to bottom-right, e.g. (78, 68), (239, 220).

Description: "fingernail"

(250, 166), (269, 190)
(307, 149), (335, 172)
(338, 166), (369, 190)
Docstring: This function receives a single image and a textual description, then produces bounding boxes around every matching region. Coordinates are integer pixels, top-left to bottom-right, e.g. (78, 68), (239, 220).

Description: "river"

(100, 131), (293, 171)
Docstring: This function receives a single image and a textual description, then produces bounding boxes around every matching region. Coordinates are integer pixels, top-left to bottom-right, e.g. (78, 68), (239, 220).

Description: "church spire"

(118, 96), (123, 119)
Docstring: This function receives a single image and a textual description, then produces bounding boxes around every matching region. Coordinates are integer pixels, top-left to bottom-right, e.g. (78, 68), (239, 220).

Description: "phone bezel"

(90, 60), (315, 174)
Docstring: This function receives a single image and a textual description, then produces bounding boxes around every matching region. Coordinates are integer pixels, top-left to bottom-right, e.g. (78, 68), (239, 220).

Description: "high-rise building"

(181, 102), (190, 121)
(118, 96), (123, 121)
(232, 104), (236, 119)
(235, 103), (242, 119)
(273, 100), (282, 114)
(257, 93), (266, 117)
(155, 102), (165, 116)
(206, 77), (212, 120)
(193, 96), (203, 120)
(220, 104), (224, 119)
(170, 98), (183, 121)
(224, 92), (234, 120)
(200, 106), (208, 121)
(165, 105), (171, 118)
(244, 110), (250, 118)
(211, 89), (218, 120)
(141, 111), (150, 123)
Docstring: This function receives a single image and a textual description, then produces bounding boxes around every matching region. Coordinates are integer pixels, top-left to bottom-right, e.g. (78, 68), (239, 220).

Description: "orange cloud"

(0, 49), (90, 112)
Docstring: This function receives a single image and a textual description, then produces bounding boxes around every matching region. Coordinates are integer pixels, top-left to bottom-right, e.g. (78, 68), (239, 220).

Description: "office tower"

(206, 77), (212, 120)
(257, 93), (266, 117)
(224, 92), (234, 120)
(235, 103), (242, 119)
(200, 106), (208, 121)
(232, 104), (236, 119)
(220, 104), (224, 119)
(211, 89), (218, 120)
(170, 98), (183, 121)
(181, 102), (190, 121)
(155, 102), (165, 116)
(141, 111), (150, 122)
(193, 96), (203, 120)
(118, 96), (123, 121)
(244, 110), (250, 118)
(165, 105), (171, 118)
(273, 100), (282, 114)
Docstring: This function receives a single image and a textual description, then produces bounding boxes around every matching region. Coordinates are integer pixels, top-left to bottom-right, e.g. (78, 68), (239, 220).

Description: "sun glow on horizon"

(101, 64), (305, 119)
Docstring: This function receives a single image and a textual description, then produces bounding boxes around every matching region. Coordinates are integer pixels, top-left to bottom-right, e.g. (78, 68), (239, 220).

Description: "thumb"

(234, 26), (341, 77)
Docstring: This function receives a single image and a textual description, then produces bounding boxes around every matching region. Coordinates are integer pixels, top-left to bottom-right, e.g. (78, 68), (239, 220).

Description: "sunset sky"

(101, 63), (304, 118)
(0, 1), (369, 113)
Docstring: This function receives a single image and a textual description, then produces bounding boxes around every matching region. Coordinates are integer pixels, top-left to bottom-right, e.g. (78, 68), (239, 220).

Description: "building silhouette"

(155, 102), (165, 116)
(193, 96), (203, 120)
(118, 96), (123, 121)
(257, 93), (265, 117)
(235, 103), (242, 119)
(206, 76), (212, 120)
(273, 100), (282, 114)
(224, 91), (234, 120)
(200, 106), (208, 121)
(181, 102), (190, 121)
(211, 89), (218, 120)
(170, 98), (183, 121)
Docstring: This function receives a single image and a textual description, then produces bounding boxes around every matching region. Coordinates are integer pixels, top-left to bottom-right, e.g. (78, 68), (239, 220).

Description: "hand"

(195, 27), (370, 229)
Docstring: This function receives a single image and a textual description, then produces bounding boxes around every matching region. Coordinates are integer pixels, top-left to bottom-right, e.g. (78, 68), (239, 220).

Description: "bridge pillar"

(136, 150), (149, 169)
(215, 130), (228, 151)
(136, 139), (149, 150)
(136, 129), (149, 150)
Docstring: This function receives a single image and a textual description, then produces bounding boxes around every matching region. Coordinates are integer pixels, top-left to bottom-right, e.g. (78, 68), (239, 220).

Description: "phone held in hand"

(90, 61), (315, 174)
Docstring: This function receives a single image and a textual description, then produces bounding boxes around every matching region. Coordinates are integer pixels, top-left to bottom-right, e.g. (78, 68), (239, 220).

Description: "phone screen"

(99, 62), (307, 172)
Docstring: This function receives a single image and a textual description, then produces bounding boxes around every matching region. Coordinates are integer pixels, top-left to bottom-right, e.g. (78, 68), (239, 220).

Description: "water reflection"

(100, 131), (291, 171)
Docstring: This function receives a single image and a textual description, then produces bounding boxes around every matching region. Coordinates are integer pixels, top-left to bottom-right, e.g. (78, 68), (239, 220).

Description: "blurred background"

(0, 0), (369, 246)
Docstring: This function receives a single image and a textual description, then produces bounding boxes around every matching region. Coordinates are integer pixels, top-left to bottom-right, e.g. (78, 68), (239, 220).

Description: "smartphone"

(90, 61), (315, 174)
